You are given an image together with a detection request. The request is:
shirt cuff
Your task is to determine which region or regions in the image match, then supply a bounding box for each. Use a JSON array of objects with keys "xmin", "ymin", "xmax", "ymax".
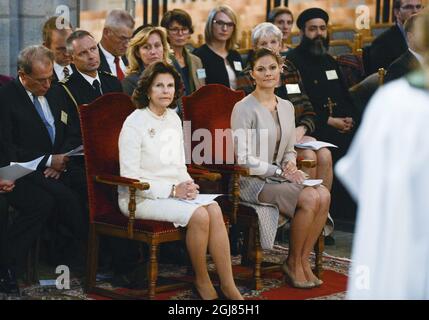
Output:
[{"xmin": 46, "ymin": 155, "xmax": 52, "ymax": 167}]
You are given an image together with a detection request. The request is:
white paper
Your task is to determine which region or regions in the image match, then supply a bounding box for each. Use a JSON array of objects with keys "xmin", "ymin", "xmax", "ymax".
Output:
[
  {"xmin": 285, "ymin": 84, "xmax": 301, "ymax": 94},
  {"xmin": 0, "ymin": 156, "xmax": 44, "ymax": 181},
  {"xmin": 65, "ymin": 145, "xmax": 84, "ymax": 156},
  {"xmin": 326, "ymin": 70, "xmax": 339, "ymax": 80},
  {"xmin": 180, "ymin": 194, "xmax": 223, "ymax": 205},
  {"xmin": 295, "ymin": 141, "xmax": 338, "ymax": 151},
  {"xmin": 39, "ymin": 280, "xmax": 57, "ymax": 286},
  {"xmin": 302, "ymin": 179, "xmax": 323, "ymax": 187}
]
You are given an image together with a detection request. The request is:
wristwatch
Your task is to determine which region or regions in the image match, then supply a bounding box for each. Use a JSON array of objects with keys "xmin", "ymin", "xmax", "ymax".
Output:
[{"xmin": 275, "ymin": 168, "xmax": 283, "ymax": 176}]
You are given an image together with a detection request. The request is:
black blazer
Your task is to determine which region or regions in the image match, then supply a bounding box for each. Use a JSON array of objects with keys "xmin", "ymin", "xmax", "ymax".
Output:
[
  {"xmin": 367, "ymin": 24, "xmax": 408, "ymax": 74},
  {"xmin": 98, "ymin": 44, "xmax": 128, "ymax": 75},
  {"xmin": 0, "ymin": 79, "xmax": 80, "ymax": 168},
  {"xmin": 58, "ymin": 70, "xmax": 123, "ymax": 107},
  {"xmin": 385, "ymin": 50, "xmax": 420, "ymax": 83},
  {"xmin": 193, "ymin": 44, "xmax": 243, "ymax": 88}
]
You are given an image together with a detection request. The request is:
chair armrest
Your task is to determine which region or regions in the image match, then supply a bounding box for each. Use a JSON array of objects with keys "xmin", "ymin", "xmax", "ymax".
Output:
[
  {"xmin": 188, "ymin": 166, "xmax": 222, "ymax": 181},
  {"xmin": 192, "ymin": 164, "xmax": 250, "ymax": 176},
  {"xmin": 95, "ymin": 174, "xmax": 150, "ymax": 190}
]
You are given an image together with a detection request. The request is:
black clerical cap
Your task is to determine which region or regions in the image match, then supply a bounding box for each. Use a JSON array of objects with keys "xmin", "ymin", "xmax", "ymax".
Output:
[{"xmin": 296, "ymin": 8, "xmax": 329, "ymax": 30}]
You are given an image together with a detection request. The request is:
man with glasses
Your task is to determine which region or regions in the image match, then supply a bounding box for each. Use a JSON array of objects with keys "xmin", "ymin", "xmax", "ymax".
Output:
[
  {"xmin": 0, "ymin": 45, "xmax": 87, "ymax": 283},
  {"xmin": 98, "ymin": 9, "xmax": 135, "ymax": 80},
  {"xmin": 42, "ymin": 16, "xmax": 75, "ymax": 83},
  {"xmin": 367, "ymin": 0, "xmax": 423, "ymax": 74}
]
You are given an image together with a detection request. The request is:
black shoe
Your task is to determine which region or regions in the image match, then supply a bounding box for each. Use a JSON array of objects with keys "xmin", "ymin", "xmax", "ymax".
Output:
[{"xmin": 0, "ymin": 267, "xmax": 20, "ymax": 296}]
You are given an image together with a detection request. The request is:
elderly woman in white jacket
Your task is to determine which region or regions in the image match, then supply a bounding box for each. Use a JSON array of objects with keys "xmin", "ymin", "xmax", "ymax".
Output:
[{"xmin": 118, "ymin": 61, "xmax": 242, "ymax": 300}]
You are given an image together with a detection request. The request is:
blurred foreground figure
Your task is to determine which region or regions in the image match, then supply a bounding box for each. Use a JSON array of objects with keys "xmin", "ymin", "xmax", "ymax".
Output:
[{"xmin": 336, "ymin": 10, "xmax": 429, "ymax": 299}]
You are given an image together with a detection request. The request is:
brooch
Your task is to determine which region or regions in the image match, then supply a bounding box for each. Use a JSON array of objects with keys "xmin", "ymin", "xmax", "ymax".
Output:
[{"xmin": 148, "ymin": 128, "xmax": 156, "ymax": 138}]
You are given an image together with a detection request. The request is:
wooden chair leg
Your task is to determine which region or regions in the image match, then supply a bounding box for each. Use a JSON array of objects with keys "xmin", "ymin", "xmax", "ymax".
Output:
[
  {"xmin": 85, "ymin": 225, "xmax": 99, "ymax": 292},
  {"xmin": 147, "ymin": 243, "xmax": 159, "ymax": 300},
  {"xmin": 253, "ymin": 228, "xmax": 263, "ymax": 290},
  {"xmin": 314, "ymin": 233, "xmax": 324, "ymax": 279}
]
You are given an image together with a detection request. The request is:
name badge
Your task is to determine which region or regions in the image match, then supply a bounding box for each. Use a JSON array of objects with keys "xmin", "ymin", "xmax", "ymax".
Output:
[
  {"xmin": 285, "ymin": 84, "xmax": 301, "ymax": 94},
  {"xmin": 326, "ymin": 70, "xmax": 339, "ymax": 80},
  {"xmin": 233, "ymin": 61, "xmax": 243, "ymax": 72},
  {"xmin": 61, "ymin": 111, "xmax": 68, "ymax": 125},
  {"xmin": 196, "ymin": 68, "xmax": 206, "ymax": 79}
]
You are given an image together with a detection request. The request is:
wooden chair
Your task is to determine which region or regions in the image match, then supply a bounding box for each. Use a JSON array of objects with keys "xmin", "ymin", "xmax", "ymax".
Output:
[
  {"xmin": 329, "ymin": 25, "xmax": 356, "ymax": 41},
  {"xmin": 80, "ymin": 93, "xmax": 218, "ymax": 299},
  {"xmin": 182, "ymin": 84, "xmax": 324, "ymax": 290},
  {"xmin": 329, "ymin": 40, "xmax": 355, "ymax": 57},
  {"xmin": 378, "ymin": 68, "xmax": 386, "ymax": 86}
]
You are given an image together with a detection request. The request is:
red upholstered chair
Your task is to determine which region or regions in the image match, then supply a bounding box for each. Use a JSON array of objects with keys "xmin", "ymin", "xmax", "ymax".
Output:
[
  {"xmin": 182, "ymin": 84, "xmax": 324, "ymax": 290},
  {"xmin": 79, "ymin": 93, "xmax": 218, "ymax": 299}
]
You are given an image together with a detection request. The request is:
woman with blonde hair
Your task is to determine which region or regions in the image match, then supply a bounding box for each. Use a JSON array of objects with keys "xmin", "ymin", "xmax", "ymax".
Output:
[
  {"xmin": 193, "ymin": 5, "xmax": 243, "ymax": 89},
  {"xmin": 122, "ymin": 26, "xmax": 171, "ymax": 96}
]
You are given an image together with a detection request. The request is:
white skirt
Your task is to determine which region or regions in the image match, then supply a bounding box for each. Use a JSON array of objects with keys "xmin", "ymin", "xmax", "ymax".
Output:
[{"xmin": 118, "ymin": 196, "xmax": 216, "ymax": 228}]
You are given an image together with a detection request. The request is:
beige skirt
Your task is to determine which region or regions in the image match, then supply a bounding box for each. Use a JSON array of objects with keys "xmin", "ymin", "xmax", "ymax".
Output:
[{"xmin": 258, "ymin": 182, "xmax": 303, "ymax": 219}]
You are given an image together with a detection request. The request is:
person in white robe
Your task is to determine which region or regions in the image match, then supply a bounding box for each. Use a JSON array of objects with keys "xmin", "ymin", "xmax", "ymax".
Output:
[{"xmin": 335, "ymin": 11, "xmax": 429, "ymax": 298}]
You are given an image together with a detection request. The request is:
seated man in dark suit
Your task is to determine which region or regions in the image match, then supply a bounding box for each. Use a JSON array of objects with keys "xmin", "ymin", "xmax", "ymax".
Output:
[
  {"xmin": 0, "ymin": 45, "xmax": 87, "ymax": 272},
  {"xmin": 0, "ymin": 130, "xmax": 54, "ymax": 295},
  {"xmin": 367, "ymin": 0, "xmax": 423, "ymax": 74},
  {"xmin": 98, "ymin": 9, "xmax": 135, "ymax": 80},
  {"xmin": 42, "ymin": 16, "xmax": 75, "ymax": 83},
  {"xmin": 385, "ymin": 13, "xmax": 424, "ymax": 83}
]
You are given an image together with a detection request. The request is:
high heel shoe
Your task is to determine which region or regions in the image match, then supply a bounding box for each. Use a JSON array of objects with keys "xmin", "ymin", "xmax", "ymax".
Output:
[
  {"xmin": 191, "ymin": 285, "xmax": 219, "ymax": 300},
  {"xmin": 312, "ymin": 278, "xmax": 323, "ymax": 287},
  {"xmin": 282, "ymin": 263, "xmax": 315, "ymax": 289}
]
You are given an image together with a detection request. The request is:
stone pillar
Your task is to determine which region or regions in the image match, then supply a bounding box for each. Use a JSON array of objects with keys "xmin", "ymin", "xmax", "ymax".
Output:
[{"xmin": 0, "ymin": 0, "xmax": 78, "ymax": 76}]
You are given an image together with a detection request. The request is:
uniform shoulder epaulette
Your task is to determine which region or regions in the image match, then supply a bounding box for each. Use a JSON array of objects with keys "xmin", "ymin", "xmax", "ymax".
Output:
[
  {"xmin": 101, "ymin": 71, "xmax": 116, "ymax": 77},
  {"xmin": 59, "ymin": 77, "xmax": 70, "ymax": 84}
]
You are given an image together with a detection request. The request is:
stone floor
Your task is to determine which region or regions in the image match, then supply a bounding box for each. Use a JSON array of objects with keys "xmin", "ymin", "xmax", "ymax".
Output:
[{"xmin": 324, "ymin": 230, "xmax": 354, "ymax": 259}]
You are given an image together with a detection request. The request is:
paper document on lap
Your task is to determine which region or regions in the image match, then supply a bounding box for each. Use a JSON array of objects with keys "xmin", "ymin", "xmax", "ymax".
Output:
[
  {"xmin": 295, "ymin": 141, "xmax": 338, "ymax": 150},
  {"xmin": 180, "ymin": 194, "xmax": 223, "ymax": 205},
  {"xmin": 0, "ymin": 156, "xmax": 44, "ymax": 180}
]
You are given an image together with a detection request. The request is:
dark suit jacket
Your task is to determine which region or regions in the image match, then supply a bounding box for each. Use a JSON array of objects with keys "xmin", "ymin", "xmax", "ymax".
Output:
[
  {"xmin": 385, "ymin": 50, "xmax": 420, "ymax": 83},
  {"xmin": 367, "ymin": 24, "xmax": 408, "ymax": 75},
  {"xmin": 53, "ymin": 70, "xmax": 123, "ymax": 145},
  {"xmin": 98, "ymin": 44, "xmax": 128, "ymax": 75},
  {"xmin": 193, "ymin": 44, "xmax": 243, "ymax": 88},
  {"xmin": 0, "ymin": 79, "xmax": 81, "ymax": 169}
]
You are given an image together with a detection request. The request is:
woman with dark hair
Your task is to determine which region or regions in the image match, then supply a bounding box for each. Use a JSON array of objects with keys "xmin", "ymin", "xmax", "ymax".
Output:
[
  {"xmin": 161, "ymin": 9, "xmax": 205, "ymax": 95},
  {"xmin": 267, "ymin": 7, "xmax": 294, "ymax": 55},
  {"xmin": 193, "ymin": 5, "xmax": 243, "ymax": 89},
  {"xmin": 232, "ymin": 48, "xmax": 330, "ymax": 288},
  {"xmin": 118, "ymin": 61, "xmax": 243, "ymax": 300}
]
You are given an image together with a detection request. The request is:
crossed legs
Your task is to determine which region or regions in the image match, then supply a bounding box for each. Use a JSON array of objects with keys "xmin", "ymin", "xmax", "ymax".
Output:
[{"xmin": 186, "ymin": 203, "xmax": 243, "ymax": 300}]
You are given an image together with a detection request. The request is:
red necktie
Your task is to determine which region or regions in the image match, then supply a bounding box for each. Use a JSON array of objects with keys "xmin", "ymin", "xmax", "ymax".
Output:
[{"xmin": 114, "ymin": 56, "xmax": 125, "ymax": 81}]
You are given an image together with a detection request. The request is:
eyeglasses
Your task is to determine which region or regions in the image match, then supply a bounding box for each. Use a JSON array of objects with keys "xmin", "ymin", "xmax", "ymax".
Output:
[
  {"xmin": 110, "ymin": 29, "xmax": 133, "ymax": 43},
  {"xmin": 400, "ymin": 4, "xmax": 423, "ymax": 10},
  {"xmin": 24, "ymin": 73, "xmax": 55, "ymax": 84},
  {"xmin": 168, "ymin": 27, "xmax": 190, "ymax": 35},
  {"xmin": 213, "ymin": 19, "xmax": 235, "ymax": 29}
]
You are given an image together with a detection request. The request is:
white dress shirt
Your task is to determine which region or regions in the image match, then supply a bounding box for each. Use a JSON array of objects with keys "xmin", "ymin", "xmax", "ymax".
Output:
[
  {"xmin": 78, "ymin": 71, "xmax": 103, "ymax": 95},
  {"xmin": 20, "ymin": 77, "xmax": 55, "ymax": 167},
  {"xmin": 54, "ymin": 62, "xmax": 73, "ymax": 81},
  {"xmin": 99, "ymin": 43, "xmax": 126, "ymax": 76}
]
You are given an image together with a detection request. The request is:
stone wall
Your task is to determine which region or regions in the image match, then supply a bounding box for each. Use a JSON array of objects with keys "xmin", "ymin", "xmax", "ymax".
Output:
[{"xmin": 0, "ymin": 0, "xmax": 78, "ymax": 76}]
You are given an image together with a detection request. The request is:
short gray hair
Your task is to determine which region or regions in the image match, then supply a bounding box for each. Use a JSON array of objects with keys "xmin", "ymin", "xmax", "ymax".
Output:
[
  {"xmin": 17, "ymin": 45, "xmax": 54, "ymax": 74},
  {"xmin": 104, "ymin": 9, "xmax": 135, "ymax": 30},
  {"xmin": 251, "ymin": 22, "xmax": 283, "ymax": 48},
  {"xmin": 66, "ymin": 30, "xmax": 95, "ymax": 53}
]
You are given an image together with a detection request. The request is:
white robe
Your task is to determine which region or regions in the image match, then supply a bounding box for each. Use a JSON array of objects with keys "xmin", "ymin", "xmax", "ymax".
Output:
[{"xmin": 335, "ymin": 78, "xmax": 429, "ymax": 299}]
